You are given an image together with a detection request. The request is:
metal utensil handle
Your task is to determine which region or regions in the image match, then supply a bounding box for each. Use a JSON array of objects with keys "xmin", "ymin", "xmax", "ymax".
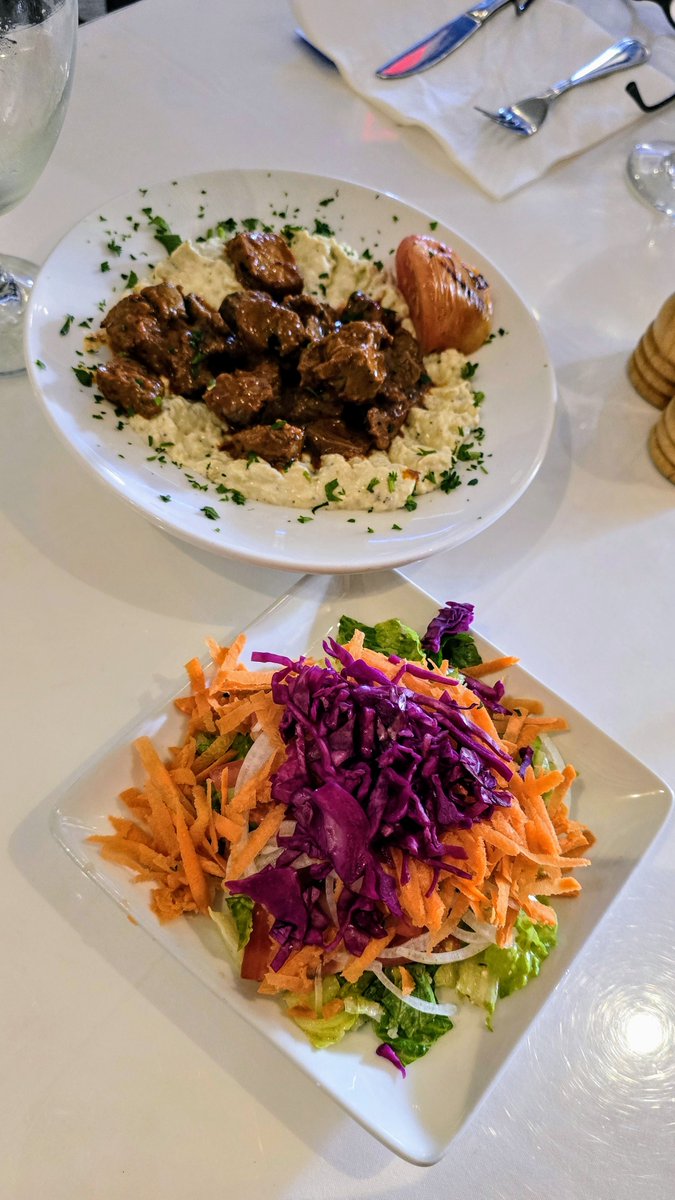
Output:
[
  {"xmin": 467, "ymin": 0, "xmax": 517, "ymax": 23},
  {"xmin": 551, "ymin": 38, "xmax": 649, "ymax": 97}
]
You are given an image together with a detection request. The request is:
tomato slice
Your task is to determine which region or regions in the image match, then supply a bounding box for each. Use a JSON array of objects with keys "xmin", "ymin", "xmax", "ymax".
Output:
[
  {"xmin": 395, "ymin": 234, "xmax": 493, "ymax": 355},
  {"xmin": 240, "ymin": 902, "xmax": 275, "ymax": 981}
]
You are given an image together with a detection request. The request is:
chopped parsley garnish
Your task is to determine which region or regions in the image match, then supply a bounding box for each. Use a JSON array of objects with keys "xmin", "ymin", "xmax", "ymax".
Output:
[
  {"xmin": 100, "ymin": 261, "xmax": 110, "ymax": 273},
  {"xmin": 439, "ymin": 468, "xmax": 461, "ymax": 493},
  {"xmin": 125, "ymin": 270, "xmax": 139, "ymax": 289},
  {"xmin": 318, "ymin": 196, "xmax": 336, "ymax": 207},
  {"xmin": 387, "ymin": 471, "xmax": 398, "ymax": 493},
  {"xmin": 313, "ymin": 218, "xmax": 333, "ymax": 237},
  {"xmin": 107, "ymin": 239, "xmax": 122, "ymax": 256},
  {"xmin": 461, "ymin": 361, "xmax": 479, "ymax": 380},
  {"xmin": 392, "ymin": 523, "xmax": 402, "ymax": 530},
  {"xmin": 472, "ymin": 391, "xmax": 485, "ymax": 406},
  {"xmin": 72, "ymin": 365, "xmax": 95, "ymax": 387},
  {"xmin": 416, "ymin": 447, "xmax": 434, "ymax": 457},
  {"xmin": 159, "ymin": 494, "xmax": 171, "ymax": 502},
  {"xmin": 429, "ymin": 220, "xmax": 438, "ymax": 231},
  {"xmin": 456, "ymin": 442, "xmax": 482, "ymax": 463},
  {"xmin": 297, "ymin": 514, "xmax": 313, "ymax": 523},
  {"xmin": 201, "ymin": 506, "xmax": 219, "ymax": 520},
  {"xmin": 59, "ymin": 314, "xmax": 75, "ymax": 336},
  {"xmin": 468, "ymin": 478, "xmax": 479, "ymax": 485},
  {"xmin": 141, "ymin": 206, "xmax": 182, "ymax": 254},
  {"xmin": 215, "ymin": 484, "xmax": 246, "ymax": 505},
  {"xmin": 366, "ymin": 477, "xmax": 380, "ymax": 493},
  {"xmin": 403, "ymin": 496, "xmax": 417, "ymax": 511},
  {"xmin": 325, "ymin": 478, "xmax": 345, "ymax": 503}
]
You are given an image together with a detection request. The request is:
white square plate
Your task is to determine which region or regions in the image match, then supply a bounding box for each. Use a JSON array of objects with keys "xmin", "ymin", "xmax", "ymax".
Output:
[{"xmin": 51, "ymin": 572, "xmax": 673, "ymax": 1164}]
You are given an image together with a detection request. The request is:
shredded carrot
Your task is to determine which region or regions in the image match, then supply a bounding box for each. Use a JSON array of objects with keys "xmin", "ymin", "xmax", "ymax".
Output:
[{"xmin": 93, "ymin": 621, "xmax": 594, "ymax": 1030}]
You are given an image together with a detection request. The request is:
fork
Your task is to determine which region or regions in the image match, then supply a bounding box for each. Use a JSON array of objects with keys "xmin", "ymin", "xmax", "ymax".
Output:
[{"xmin": 475, "ymin": 37, "xmax": 650, "ymax": 136}]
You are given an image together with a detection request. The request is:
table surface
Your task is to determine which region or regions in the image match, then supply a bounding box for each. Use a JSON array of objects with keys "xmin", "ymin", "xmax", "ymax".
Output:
[{"xmin": 2, "ymin": 1, "xmax": 674, "ymax": 1196}]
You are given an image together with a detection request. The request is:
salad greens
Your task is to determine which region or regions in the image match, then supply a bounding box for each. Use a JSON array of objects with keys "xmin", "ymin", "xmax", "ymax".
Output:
[
  {"xmin": 97, "ymin": 598, "xmax": 592, "ymax": 1076},
  {"xmin": 336, "ymin": 615, "xmax": 425, "ymax": 662},
  {"xmin": 436, "ymin": 911, "xmax": 558, "ymax": 1031}
]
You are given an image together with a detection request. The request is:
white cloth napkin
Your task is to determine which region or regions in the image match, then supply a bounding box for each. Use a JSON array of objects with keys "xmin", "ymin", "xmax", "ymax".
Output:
[{"xmin": 292, "ymin": 0, "xmax": 675, "ymax": 199}]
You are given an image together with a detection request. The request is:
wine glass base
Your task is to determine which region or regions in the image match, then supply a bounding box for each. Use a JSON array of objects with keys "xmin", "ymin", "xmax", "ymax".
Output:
[
  {"xmin": 627, "ymin": 142, "xmax": 675, "ymax": 218},
  {"xmin": 0, "ymin": 255, "xmax": 37, "ymax": 377}
]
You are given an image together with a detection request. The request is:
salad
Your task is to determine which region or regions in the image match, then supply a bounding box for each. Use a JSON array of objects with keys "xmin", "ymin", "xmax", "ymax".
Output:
[{"xmin": 93, "ymin": 603, "xmax": 594, "ymax": 1074}]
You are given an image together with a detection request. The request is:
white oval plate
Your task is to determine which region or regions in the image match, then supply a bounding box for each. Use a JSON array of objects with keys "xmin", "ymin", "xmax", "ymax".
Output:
[{"xmin": 25, "ymin": 169, "xmax": 555, "ymax": 573}]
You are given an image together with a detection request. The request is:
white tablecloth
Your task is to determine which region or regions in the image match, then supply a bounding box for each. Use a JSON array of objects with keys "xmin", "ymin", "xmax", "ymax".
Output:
[{"xmin": 1, "ymin": 1, "xmax": 674, "ymax": 1196}]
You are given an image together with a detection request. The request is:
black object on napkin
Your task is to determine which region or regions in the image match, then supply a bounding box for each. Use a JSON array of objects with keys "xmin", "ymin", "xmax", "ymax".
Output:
[{"xmin": 627, "ymin": 0, "xmax": 675, "ymax": 111}]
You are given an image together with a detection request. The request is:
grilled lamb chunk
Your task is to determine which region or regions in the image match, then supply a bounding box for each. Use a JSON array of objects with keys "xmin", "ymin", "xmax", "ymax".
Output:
[
  {"xmin": 96, "ymin": 358, "xmax": 164, "ymax": 418},
  {"xmin": 286, "ymin": 294, "xmax": 340, "ymax": 343},
  {"xmin": 206, "ymin": 361, "xmax": 280, "ymax": 428},
  {"xmin": 341, "ymin": 290, "xmax": 399, "ymax": 335},
  {"xmin": 220, "ymin": 422, "xmax": 305, "ymax": 469},
  {"xmin": 298, "ymin": 320, "xmax": 391, "ymax": 404},
  {"xmin": 141, "ymin": 283, "xmax": 187, "ymax": 323},
  {"xmin": 225, "ymin": 232, "xmax": 304, "ymax": 299},
  {"xmin": 365, "ymin": 395, "xmax": 412, "ymax": 451},
  {"xmin": 280, "ymin": 387, "xmax": 342, "ymax": 426},
  {"xmin": 183, "ymin": 292, "xmax": 231, "ymax": 353},
  {"xmin": 383, "ymin": 327, "xmax": 425, "ymax": 394},
  {"xmin": 220, "ymin": 290, "xmax": 305, "ymax": 357},
  {"xmin": 103, "ymin": 285, "xmax": 233, "ymax": 390},
  {"xmin": 102, "ymin": 293, "xmax": 169, "ymax": 375},
  {"xmin": 304, "ymin": 418, "xmax": 371, "ymax": 464}
]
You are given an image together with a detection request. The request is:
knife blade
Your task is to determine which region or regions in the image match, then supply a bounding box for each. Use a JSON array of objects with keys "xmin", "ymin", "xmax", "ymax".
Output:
[{"xmin": 376, "ymin": 0, "xmax": 535, "ymax": 80}]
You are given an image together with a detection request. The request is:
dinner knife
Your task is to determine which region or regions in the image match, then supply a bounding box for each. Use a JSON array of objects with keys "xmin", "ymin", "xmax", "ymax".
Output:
[{"xmin": 376, "ymin": 0, "xmax": 536, "ymax": 80}]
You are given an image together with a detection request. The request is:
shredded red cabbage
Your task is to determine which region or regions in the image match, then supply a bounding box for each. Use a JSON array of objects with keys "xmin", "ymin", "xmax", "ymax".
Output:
[
  {"xmin": 421, "ymin": 602, "xmax": 474, "ymax": 657},
  {"xmin": 376, "ymin": 1042, "xmax": 407, "ymax": 1077},
  {"xmin": 228, "ymin": 636, "xmax": 514, "ymax": 962}
]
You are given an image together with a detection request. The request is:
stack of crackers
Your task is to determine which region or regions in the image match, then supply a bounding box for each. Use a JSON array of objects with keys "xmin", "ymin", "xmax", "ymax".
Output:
[{"xmin": 627, "ymin": 293, "xmax": 675, "ymax": 484}]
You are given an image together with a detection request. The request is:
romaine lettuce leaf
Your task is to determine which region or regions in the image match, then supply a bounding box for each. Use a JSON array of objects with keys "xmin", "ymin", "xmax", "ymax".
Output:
[
  {"xmin": 337, "ymin": 615, "xmax": 425, "ymax": 662},
  {"xmin": 226, "ymin": 894, "xmax": 254, "ymax": 949},
  {"xmin": 360, "ymin": 964, "xmax": 454, "ymax": 1066},
  {"xmin": 436, "ymin": 912, "xmax": 558, "ymax": 1029}
]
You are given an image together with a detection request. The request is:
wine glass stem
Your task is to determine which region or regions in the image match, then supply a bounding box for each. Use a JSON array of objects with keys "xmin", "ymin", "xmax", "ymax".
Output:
[
  {"xmin": 0, "ymin": 265, "xmax": 22, "ymax": 307},
  {"xmin": 0, "ymin": 256, "xmax": 37, "ymax": 376}
]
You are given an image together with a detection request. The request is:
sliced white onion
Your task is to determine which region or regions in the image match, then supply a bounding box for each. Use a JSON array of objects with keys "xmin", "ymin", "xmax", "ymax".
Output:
[
  {"xmin": 378, "ymin": 939, "xmax": 491, "ymax": 965},
  {"xmin": 379, "ymin": 934, "xmax": 431, "ymax": 960},
  {"xmin": 538, "ymin": 732, "xmax": 566, "ymax": 775},
  {"xmin": 233, "ymin": 730, "xmax": 274, "ymax": 795},
  {"xmin": 449, "ymin": 927, "xmax": 493, "ymax": 946},
  {"xmin": 314, "ymin": 963, "xmax": 323, "ymax": 1014},
  {"xmin": 370, "ymin": 963, "xmax": 457, "ymax": 1017},
  {"xmin": 324, "ymin": 871, "xmax": 339, "ymax": 928},
  {"xmin": 461, "ymin": 913, "xmax": 498, "ymax": 942}
]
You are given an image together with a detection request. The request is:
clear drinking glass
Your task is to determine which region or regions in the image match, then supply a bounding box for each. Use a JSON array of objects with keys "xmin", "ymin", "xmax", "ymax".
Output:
[
  {"xmin": 0, "ymin": 0, "xmax": 77, "ymax": 376},
  {"xmin": 627, "ymin": 141, "xmax": 675, "ymax": 219}
]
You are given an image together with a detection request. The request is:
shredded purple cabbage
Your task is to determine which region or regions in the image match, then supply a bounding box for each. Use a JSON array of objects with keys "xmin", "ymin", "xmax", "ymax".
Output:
[
  {"xmin": 228, "ymin": 636, "xmax": 514, "ymax": 962},
  {"xmin": 376, "ymin": 1042, "xmax": 407, "ymax": 1077},
  {"xmin": 421, "ymin": 601, "xmax": 474, "ymax": 657},
  {"xmin": 518, "ymin": 745, "xmax": 534, "ymax": 778}
]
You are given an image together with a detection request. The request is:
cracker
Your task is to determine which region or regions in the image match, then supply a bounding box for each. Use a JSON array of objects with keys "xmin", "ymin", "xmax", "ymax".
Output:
[
  {"xmin": 663, "ymin": 398, "xmax": 675, "ymax": 444},
  {"xmin": 643, "ymin": 325, "xmax": 675, "ymax": 384},
  {"xmin": 655, "ymin": 414, "xmax": 675, "ymax": 463},
  {"xmin": 628, "ymin": 354, "xmax": 671, "ymax": 409},
  {"xmin": 635, "ymin": 339, "xmax": 675, "ymax": 398},
  {"xmin": 652, "ymin": 293, "xmax": 675, "ymax": 362},
  {"xmin": 648, "ymin": 425, "xmax": 675, "ymax": 484}
]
